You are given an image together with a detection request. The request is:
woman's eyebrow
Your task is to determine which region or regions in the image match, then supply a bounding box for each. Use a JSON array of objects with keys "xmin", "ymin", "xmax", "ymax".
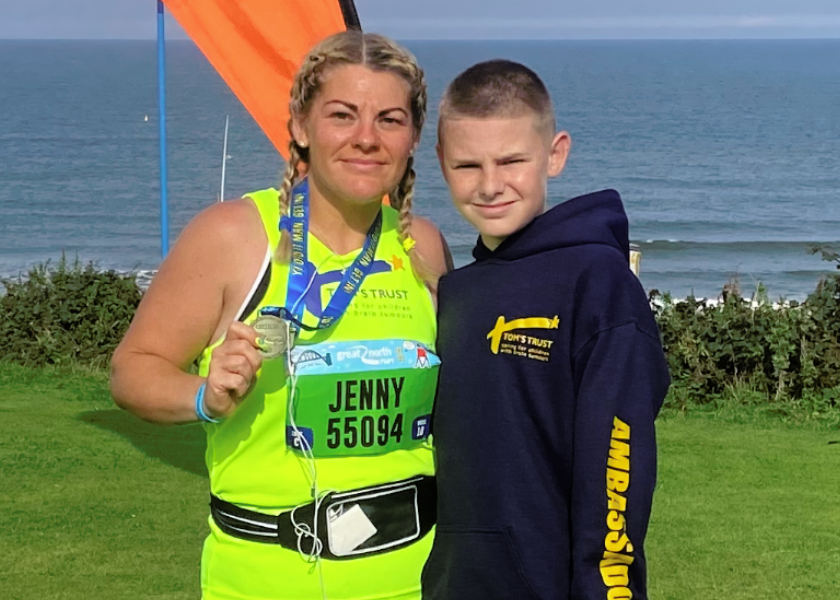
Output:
[
  {"xmin": 323, "ymin": 100, "xmax": 357, "ymax": 111},
  {"xmin": 322, "ymin": 100, "xmax": 408, "ymax": 116}
]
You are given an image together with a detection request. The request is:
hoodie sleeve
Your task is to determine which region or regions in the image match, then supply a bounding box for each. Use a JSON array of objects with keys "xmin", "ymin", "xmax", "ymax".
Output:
[{"xmin": 568, "ymin": 320, "xmax": 669, "ymax": 600}]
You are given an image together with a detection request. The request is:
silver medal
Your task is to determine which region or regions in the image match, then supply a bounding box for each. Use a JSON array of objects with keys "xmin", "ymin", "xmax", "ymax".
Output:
[{"xmin": 253, "ymin": 314, "xmax": 290, "ymax": 360}]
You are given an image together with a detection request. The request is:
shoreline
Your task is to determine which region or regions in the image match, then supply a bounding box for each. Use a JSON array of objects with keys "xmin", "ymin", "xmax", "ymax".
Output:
[{"xmin": 1, "ymin": 265, "xmax": 827, "ymax": 304}]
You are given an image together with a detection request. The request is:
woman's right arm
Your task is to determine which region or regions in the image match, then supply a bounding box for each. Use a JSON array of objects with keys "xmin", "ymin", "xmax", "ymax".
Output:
[{"xmin": 110, "ymin": 199, "xmax": 266, "ymax": 424}]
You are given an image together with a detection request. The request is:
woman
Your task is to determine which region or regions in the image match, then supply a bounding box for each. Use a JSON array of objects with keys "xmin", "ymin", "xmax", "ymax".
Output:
[{"xmin": 111, "ymin": 31, "xmax": 450, "ymax": 600}]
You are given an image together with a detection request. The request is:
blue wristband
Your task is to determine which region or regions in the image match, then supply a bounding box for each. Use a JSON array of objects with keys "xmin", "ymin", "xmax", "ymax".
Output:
[{"xmin": 195, "ymin": 382, "xmax": 220, "ymax": 423}]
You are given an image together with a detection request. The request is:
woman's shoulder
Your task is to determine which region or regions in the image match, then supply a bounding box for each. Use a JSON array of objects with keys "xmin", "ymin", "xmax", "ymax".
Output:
[
  {"xmin": 410, "ymin": 215, "xmax": 454, "ymax": 277},
  {"xmin": 184, "ymin": 196, "xmax": 265, "ymax": 245},
  {"xmin": 140, "ymin": 197, "xmax": 268, "ymax": 344},
  {"xmin": 157, "ymin": 197, "xmax": 267, "ymax": 293}
]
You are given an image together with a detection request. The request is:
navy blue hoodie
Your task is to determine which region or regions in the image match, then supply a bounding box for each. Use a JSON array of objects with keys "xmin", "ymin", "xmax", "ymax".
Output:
[{"xmin": 422, "ymin": 190, "xmax": 670, "ymax": 600}]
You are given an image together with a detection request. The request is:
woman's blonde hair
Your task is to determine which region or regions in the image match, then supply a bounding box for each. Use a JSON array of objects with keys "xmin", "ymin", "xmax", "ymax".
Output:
[{"xmin": 276, "ymin": 31, "xmax": 431, "ymax": 282}]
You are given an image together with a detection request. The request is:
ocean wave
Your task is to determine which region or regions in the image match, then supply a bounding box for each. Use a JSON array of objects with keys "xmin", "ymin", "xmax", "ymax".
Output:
[
  {"xmin": 133, "ymin": 270, "xmax": 156, "ymax": 291},
  {"xmin": 0, "ymin": 133, "xmax": 158, "ymax": 145},
  {"xmin": 630, "ymin": 222, "xmax": 840, "ymax": 244},
  {"xmin": 0, "ymin": 267, "xmax": 158, "ymax": 293},
  {"xmin": 641, "ymin": 269, "xmax": 835, "ymax": 277},
  {"xmin": 636, "ymin": 240, "xmax": 840, "ymax": 252}
]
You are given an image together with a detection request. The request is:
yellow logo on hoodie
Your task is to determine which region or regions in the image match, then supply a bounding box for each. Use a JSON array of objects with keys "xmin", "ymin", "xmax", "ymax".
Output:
[{"xmin": 486, "ymin": 315, "xmax": 560, "ymax": 361}]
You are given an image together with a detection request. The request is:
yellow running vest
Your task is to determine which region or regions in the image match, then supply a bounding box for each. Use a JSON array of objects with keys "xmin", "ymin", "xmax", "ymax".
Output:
[{"xmin": 197, "ymin": 189, "xmax": 437, "ymax": 600}]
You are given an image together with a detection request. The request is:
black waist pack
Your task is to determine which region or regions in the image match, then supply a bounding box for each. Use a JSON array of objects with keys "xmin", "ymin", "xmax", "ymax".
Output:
[{"xmin": 210, "ymin": 475, "xmax": 436, "ymax": 560}]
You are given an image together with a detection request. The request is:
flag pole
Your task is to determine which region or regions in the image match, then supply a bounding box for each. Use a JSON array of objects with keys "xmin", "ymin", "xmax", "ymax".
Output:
[
  {"xmin": 220, "ymin": 115, "xmax": 230, "ymax": 202},
  {"xmin": 157, "ymin": 0, "xmax": 170, "ymax": 258}
]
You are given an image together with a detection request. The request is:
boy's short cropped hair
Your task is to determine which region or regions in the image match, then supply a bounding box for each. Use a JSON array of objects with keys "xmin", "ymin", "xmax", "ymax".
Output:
[{"xmin": 438, "ymin": 59, "xmax": 555, "ymax": 137}]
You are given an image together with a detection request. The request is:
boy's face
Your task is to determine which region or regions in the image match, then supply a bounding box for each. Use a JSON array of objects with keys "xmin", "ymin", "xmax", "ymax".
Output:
[{"xmin": 437, "ymin": 114, "xmax": 570, "ymax": 250}]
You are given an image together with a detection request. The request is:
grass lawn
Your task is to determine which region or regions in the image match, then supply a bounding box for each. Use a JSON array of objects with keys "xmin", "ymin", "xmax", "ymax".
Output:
[
  {"xmin": 0, "ymin": 364, "xmax": 207, "ymax": 599},
  {"xmin": 649, "ymin": 410, "xmax": 840, "ymax": 599},
  {"xmin": 1, "ymin": 362, "xmax": 838, "ymax": 599}
]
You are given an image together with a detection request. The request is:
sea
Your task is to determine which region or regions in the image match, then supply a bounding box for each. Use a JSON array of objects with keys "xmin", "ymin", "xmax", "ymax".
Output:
[{"xmin": 1, "ymin": 39, "xmax": 839, "ymax": 300}]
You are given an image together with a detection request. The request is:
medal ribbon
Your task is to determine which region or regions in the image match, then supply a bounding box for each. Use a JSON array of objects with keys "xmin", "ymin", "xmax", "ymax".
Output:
[{"xmin": 261, "ymin": 178, "xmax": 382, "ymax": 332}]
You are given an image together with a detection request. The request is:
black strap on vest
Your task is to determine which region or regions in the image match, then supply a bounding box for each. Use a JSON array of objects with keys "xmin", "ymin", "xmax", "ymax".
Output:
[{"xmin": 237, "ymin": 261, "xmax": 271, "ymax": 323}]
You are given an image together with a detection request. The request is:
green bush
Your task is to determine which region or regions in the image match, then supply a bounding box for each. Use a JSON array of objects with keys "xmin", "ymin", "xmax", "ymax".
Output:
[
  {"xmin": 2, "ymin": 250, "xmax": 840, "ymax": 425},
  {"xmin": 653, "ymin": 271, "xmax": 840, "ymax": 417},
  {"xmin": 0, "ymin": 255, "xmax": 141, "ymax": 368}
]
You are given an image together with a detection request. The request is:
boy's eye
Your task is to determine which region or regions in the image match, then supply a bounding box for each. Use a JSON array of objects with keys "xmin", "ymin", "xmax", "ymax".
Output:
[
  {"xmin": 454, "ymin": 163, "xmax": 479, "ymax": 170},
  {"xmin": 501, "ymin": 158, "xmax": 525, "ymax": 165}
]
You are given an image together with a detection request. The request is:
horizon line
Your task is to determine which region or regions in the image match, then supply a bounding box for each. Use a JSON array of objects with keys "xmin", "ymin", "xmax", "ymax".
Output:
[{"xmin": 2, "ymin": 35, "xmax": 840, "ymax": 42}]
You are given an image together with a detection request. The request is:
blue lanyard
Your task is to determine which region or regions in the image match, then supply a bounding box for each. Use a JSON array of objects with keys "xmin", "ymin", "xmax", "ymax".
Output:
[{"xmin": 262, "ymin": 179, "xmax": 382, "ymax": 332}]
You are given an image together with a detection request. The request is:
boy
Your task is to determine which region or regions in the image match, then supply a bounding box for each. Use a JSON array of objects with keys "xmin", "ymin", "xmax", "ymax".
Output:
[{"xmin": 422, "ymin": 60, "xmax": 670, "ymax": 600}]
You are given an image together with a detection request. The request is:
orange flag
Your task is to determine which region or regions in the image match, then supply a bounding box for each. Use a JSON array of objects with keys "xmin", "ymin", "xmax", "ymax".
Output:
[{"xmin": 162, "ymin": 0, "xmax": 360, "ymax": 157}]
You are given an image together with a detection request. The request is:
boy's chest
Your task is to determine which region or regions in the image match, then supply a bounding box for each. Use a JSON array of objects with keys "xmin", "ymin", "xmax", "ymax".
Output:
[
  {"xmin": 438, "ymin": 263, "xmax": 572, "ymax": 369},
  {"xmin": 435, "ymin": 263, "xmax": 578, "ymax": 457}
]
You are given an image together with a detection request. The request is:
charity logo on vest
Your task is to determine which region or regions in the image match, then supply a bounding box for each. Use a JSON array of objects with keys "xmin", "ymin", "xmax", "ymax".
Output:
[
  {"xmin": 281, "ymin": 178, "xmax": 384, "ymax": 333},
  {"xmin": 321, "ymin": 283, "xmax": 414, "ymax": 322}
]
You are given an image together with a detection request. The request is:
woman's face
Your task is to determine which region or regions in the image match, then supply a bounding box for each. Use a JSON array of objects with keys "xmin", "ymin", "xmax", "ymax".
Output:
[{"xmin": 292, "ymin": 64, "xmax": 418, "ymax": 207}]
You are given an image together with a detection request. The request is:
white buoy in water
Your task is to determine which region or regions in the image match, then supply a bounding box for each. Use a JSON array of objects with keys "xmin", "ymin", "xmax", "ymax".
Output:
[{"xmin": 144, "ymin": 115, "xmax": 149, "ymax": 122}]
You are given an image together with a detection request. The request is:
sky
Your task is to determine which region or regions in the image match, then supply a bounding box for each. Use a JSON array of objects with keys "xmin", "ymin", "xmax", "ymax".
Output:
[{"xmin": 1, "ymin": 0, "xmax": 840, "ymax": 40}]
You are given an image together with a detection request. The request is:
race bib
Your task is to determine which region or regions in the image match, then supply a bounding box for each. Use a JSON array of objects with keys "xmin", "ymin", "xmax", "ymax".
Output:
[{"xmin": 285, "ymin": 340, "xmax": 439, "ymax": 458}]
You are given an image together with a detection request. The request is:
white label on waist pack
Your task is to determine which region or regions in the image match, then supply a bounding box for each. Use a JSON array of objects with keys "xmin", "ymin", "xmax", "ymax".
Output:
[{"xmin": 327, "ymin": 503, "xmax": 378, "ymax": 556}]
